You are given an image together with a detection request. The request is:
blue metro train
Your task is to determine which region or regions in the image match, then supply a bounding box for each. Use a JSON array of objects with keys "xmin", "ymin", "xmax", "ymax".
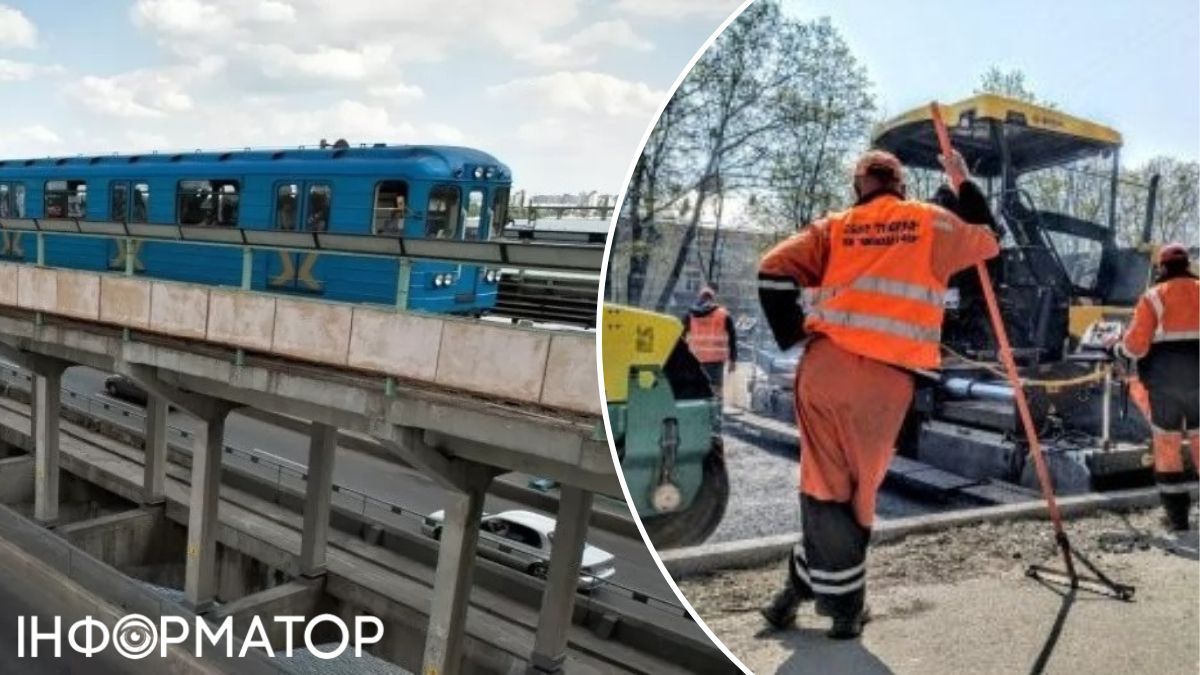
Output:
[{"xmin": 0, "ymin": 143, "xmax": 512, "ymax": 313}]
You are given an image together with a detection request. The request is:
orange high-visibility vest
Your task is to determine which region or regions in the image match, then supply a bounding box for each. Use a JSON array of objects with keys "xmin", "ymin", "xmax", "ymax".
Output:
[
  {"xmin": 803, "ymin": 196, "xmax": 948, "ymax": 370},
  {"xmin": 1143, "ymin": 278, "xmax": 1200, "ymax": 343},
  {"xmin": 687, "ymin": 306, "xmax": 731, "ymax": 364}
]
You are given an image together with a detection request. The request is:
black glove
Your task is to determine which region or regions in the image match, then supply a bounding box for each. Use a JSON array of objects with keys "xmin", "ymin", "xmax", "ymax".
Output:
[{"xmin": 758, "ymin": 273, "xmax": 805, "ymax": 350}]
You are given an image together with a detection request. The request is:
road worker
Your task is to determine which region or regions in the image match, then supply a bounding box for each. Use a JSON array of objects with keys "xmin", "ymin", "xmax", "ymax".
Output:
[
  {"xmin": 1111, "ymin": 243, "xmax": 1199, "ymax": 530},
  {"xmin": 757, "ymin": 149, "xmax": 999, "ymax": 638},
  {"xmin": 682, "ymin": 286, "xmax": 738, "ymax": 401}
]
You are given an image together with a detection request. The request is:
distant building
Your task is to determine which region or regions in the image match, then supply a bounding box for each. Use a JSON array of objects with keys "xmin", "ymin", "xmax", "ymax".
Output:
[{"xmin": 668, "ymin": 224, "xmax": 774, "ymax": 327}]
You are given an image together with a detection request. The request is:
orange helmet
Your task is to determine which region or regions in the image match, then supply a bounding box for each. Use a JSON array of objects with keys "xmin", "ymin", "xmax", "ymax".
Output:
[
  {"xmin": 854, "ymin": 150, "xmax": 904, "ymax": 182},
  {"xmin": 1158, "ymin": 243, "xmax": 1190, "ymax": 265}
]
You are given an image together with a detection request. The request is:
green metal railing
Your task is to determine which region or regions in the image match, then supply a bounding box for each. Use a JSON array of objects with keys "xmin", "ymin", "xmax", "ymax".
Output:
[{"xmin": 0, "ymin": 217, "xmax": 604, "ymax": 311}]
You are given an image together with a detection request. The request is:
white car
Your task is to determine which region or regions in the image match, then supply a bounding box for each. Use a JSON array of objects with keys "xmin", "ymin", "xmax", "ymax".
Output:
[{"xmin": 421, "ymin": 509, "xmax": 616, "ymax": 592}]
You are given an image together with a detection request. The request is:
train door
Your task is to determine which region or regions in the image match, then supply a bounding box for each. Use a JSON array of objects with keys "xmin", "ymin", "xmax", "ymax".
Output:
[
  {"xmin": 107, "ymin": 181, "xmax": 150, "ymax": 272},
  {"xmin": 462, "ymin": 187, "xmax": 488, "ymax": 298},
  {"xmin": 267, "ymin": 181, "xmax": 331, "ymax": 294}
]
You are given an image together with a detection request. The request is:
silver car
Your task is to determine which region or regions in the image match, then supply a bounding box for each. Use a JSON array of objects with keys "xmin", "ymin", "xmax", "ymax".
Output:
[{"xmin": 421, "ymin": 509, "xmax": 616, "ymax": 592}]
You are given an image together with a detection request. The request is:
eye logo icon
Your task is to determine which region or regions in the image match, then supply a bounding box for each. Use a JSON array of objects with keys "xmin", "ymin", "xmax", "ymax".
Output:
[{"xmin": 112, "ymin": 615, "xmax": 158, "ymax": 659}]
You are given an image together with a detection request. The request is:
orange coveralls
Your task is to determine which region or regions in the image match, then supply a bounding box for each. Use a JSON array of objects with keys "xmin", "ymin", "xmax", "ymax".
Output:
[
  {"xmin": 1118, "ymin": 275, "xmax": 1200, "ymax": 521},
  {"xmin": 759, "ymin": 191, "xmax": 998, "ymax": 616}
]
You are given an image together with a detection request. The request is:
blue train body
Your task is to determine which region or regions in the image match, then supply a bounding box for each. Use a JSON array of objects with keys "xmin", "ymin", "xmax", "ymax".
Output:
[{"xmin": 0, "ymin": 144, "xmax": 512, "ymax": 313}]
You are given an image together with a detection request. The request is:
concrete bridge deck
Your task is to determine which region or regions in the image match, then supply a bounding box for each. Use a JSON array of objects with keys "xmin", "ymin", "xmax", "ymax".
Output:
[
  {"xmin": 0, "ymin": 392, "xmax": 725, "ymax": 673},
  {"xmin": 0, "ymin": 254, "xmax": 626, "ymax": 674}
]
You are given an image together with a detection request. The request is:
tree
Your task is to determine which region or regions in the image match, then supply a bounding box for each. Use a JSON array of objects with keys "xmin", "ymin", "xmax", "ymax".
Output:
[
  {"xmin": 755, "ymin": 18, "xmax": 875, "ymax": 230},
  {"xmin": 650, "ymin": 0, "xmax": 801, "ymax": 311},
  {"xmin": 975, "ymin": 67, "xmax": 1048, "ymax": 106}
]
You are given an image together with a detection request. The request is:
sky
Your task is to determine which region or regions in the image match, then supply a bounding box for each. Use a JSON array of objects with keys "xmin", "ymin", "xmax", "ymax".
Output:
[
  {"xmin": 0, "ymin": 0, "xmax": 745, "ymax": 194},
  {"xmin": 784, "ymin": 0, "xmax": 1200, "ymax": 166}
]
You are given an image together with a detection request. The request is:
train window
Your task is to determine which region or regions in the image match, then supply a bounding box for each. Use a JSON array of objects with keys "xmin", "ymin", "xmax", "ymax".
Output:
[
  {"xmin": 131, "ymin": 183, "xmax": 149, "ymax": 223},
  {"xmin": 491, "ymin": 187, "xmax": 510, "ymax": 239},
  {"xmin": 373, "ymin": 181, "xmax": 408, "ymax": 235},
  {"xmin": 110, "ymin": 183, "xmax": 128, "ymax": 222},
  {"xmin": 275, "ymin": 183, "xmax": 299, "ymax": 231},
  {"xmin": 464, "ymin": 189, "xmax": 484, "ymax": 240},
  {"xmin": 426, "ymin": 185, "xmax": 460, "ymax": 239},
  {"xmin": 177, "ymin": 179, "xmax": 240, "ymax": 227},
  {"xmin": 0, "ymin": 183, "xmax": 23, "ymax": 218},
  {"xmin": 307, "ymin": 184, "xmax": 331, "ymax": 233},
  {"xmin": 12, "ymin": 183, "xmax": 24, "ymax": 218},
  {"xmin": 44, "ymin": 180, "xmax": 87, "ymax": 219}
]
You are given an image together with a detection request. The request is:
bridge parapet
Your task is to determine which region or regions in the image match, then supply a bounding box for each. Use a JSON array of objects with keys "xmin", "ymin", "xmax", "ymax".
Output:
[{"xmin": 0, "ymin": 261, "xmax": 598, "ymax": 415}]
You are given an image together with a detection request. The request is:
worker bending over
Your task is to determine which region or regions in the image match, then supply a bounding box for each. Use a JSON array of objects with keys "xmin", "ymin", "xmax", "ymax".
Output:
[
  {"xmin": 757, "ymin": 150, "xmax": 999, "ymax": 638},
  {"xmin": 1113, "ymin": 243, "xmax": 1199, "ymax": 530},
  {"xmin": 682, "ymin": 286, "xmax": 738, "ymax": 401}
]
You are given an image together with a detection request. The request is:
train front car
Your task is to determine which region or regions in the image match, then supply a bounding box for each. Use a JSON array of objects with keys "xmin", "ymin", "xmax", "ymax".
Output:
[
  {"xmin": 376, "ymin": 146, "xmax": 512, "ymax": 314},
  {"xmin": 0, "ymin": 144, "xmax": 513, "ymax": 315}
]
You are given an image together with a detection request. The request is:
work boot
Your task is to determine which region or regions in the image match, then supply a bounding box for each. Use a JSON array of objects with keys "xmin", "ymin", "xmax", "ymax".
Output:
[
  {"xmin": 826, "ymin": 605, "xmax": 872, "ymax": 641},
  {"xmin": 760, "ymin": 585, "xmax": 804, "ymax": 629}
]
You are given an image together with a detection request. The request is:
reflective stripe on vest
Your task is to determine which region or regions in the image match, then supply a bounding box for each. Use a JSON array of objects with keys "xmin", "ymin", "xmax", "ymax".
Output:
[
  {"xmin": 687, "ymin": 307, "xmax": 730, "ymax": 363},
  {"xmin": 809, "ymin": 307, "xmax": 942, "ymax": 343},
  {"xmin": 759, "ymin": 278, "xmax": 798, "ymax": 291},
  {"xmin": 804, "ymin": 275, "xmax": 945, "ymax": 309},
  {"xmin": 1146, "ymin": 281, "xmax": 1200, "ymax": 343},
  {"xmin": 803, "ymin": 196, "xmax": 946, "ymax": 370}
]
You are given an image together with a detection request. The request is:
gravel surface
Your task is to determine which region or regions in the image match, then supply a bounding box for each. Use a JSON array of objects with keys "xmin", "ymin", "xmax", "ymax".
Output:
[{"xmin": 682, "ymin": 507, "xmax": 1200, "ymax": 674}]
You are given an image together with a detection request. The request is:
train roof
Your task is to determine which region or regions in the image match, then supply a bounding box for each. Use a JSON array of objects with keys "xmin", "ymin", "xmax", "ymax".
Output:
[{"xmin": 0, "ymin": 144, "xmax": 511, "ymax": 180}]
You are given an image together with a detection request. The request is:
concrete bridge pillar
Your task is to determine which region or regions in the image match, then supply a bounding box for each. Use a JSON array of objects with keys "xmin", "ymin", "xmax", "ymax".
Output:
[
  {"xmin": 528, "ymin": 486, "xmax": 594, "ymax": 674},
  {"xmin": 184, "ymin": 410, "xmax": 229, "ymax": 612},
  {"xmin": 422, "ymin": 467, "xmax": 493, "ymax": 675},
  {"xmin": 299, "ymin": 421, "xmax": 337, "ymax": 577},
  {"xmin": 142, "ymin": 395, "xmax": 168, "ymax": 504},
  {"xmin": 32, "ymin": 363, "xmax": 67, "ymax": 525}
]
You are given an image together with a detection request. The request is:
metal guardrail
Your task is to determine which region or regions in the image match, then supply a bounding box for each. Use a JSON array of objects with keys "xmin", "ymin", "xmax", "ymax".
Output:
[
  {"xmin": 0, "ymin": 218, "xmax": 603, "ymax": 305},
  {"xmin": 0, "ymin": 365, "xmax": 689, "ymax": 618}
]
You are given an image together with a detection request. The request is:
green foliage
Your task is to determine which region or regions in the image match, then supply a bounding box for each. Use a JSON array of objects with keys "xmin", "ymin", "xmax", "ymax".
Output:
[{"xmin": 611, "ymin": 0, "xmax": 876, "ymax": 310}]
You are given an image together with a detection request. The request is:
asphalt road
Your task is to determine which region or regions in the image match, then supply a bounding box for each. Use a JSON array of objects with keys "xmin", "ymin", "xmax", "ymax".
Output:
[
  {"xmin": 709, "ymin": 431, "xmax": 939, "ymax": 545},
  {"xmin": 46, "ymin": 366, "xmax": 690, "ymax": 626}
]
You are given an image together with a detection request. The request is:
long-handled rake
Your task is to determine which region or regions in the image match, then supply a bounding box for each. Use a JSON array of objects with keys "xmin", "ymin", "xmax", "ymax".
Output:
[{"xmin": 929, "ymin": 102, "xmax": 1134, "ymax": 601}]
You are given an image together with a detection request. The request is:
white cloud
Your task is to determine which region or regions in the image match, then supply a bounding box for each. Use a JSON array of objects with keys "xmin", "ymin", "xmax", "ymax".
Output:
[
  {"xmin": 239, "ymin": 43, "xmax": 395, "ymax": 83},
  {"xmin": 130, "ymin": 0, "xmax": 294, "ymax": 37},
  {"xmin": 615, "ymin": 0, "xmax": 741, "ymax": 19},
  {"xmin": 367, "ymin": 82, "xmax": 425, "ymax": 106},
  {"xmin": 17, "ymin": 125, "xmax": 60, "ymax": 145},
  {"xmin": 67, "ymin": 69, "xmax": 196, "ymax": 118},
  {"xmin": 130, "ymin": 0, "xmax": 234, "ymax": 37},
  {"xmin": 0, "ymin": 124, "xmax": 64, "ymax": 158},
  {"xmin": 488, "ymin": 71, "xmax": 664, "ymax": 118},
  {"xmin": 0, "ymin": 59, "xmax": 38, "ymax": 81},
  {"xmin": 0, "ymin": 5, "xmax": 37, "ymax": 48},
  {"xmin": 570, "ymin": 20, "xmax": 653, "ymax": 52},
  {"xmin": 511, "ymin": 19, "xmax": 652, "ymax": 67}
]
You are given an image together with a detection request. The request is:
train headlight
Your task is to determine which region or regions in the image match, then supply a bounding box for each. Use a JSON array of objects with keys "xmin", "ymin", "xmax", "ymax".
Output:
[
  {"xmin": 484, "ymin": 269, "xmax": 499, "ymax": 283},
  {"xmin": 473, "ymin": 166, "xmax": 485, "ymax": 180},
  {"xmin": 434, "ymin": 273, "xmax": 454, "ymax": 287},
  {"xmin": 485, "ymin": 167, "xmax": 495, "ymax": 180}
]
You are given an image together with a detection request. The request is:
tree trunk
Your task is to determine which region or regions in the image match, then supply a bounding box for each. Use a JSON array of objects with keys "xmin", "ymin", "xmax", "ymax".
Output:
[{"xmin": 654, "ymin": 179, "xmax": 711, "ymax": 312}]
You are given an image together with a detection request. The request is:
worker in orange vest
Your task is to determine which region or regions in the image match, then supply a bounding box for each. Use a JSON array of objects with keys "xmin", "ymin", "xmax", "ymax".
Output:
[
  {"xmin": 756, "ymin": 149, "xmax": 999, "ymax": 638},
  {"xmin": 682, "ymin": 286, "xmax": 738, "ymax": 401},
  {"xmin": 1110, "ymin": 243, "xmax": 1199, "ymax": 530}
]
